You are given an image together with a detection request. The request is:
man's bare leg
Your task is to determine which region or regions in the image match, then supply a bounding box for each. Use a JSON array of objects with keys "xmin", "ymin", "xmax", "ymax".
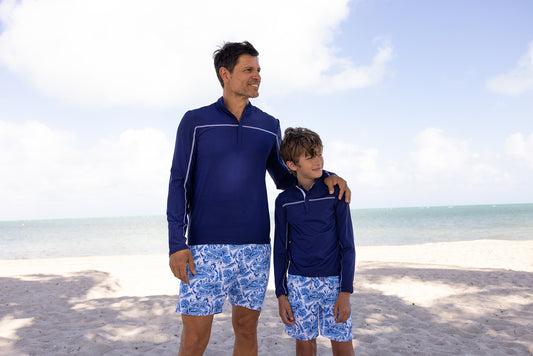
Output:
[
  {"xmin": 232, "ymin": 305, "xmax": 261, "ymax": 356},
  {"xmin": 179, "ymin": 314, "xmax": 214, "ymax": 356}
]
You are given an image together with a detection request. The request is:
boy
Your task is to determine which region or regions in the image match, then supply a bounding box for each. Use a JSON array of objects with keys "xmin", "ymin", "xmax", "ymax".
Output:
[{"xmin": 274, "ymin": 127, "xmax": 356, "ymax": 356}]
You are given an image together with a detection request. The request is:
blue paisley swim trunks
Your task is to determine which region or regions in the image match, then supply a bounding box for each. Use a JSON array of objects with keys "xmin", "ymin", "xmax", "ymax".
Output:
[
  {"xmin": 286, "ymin": 274, "xmax": 353, "ymax": 342},
  {"xmin": 176, "ymin": 244, "xmax": 270, "ymax": 315}
]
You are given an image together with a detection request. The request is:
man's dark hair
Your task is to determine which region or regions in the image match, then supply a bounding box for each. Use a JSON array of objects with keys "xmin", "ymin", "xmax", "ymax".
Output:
[
  {"xmin": 213, "ymin": 41, "xmax": 259, "ymax": 87},
  {"xmin": 280, "ymin": 127, "xmax": 323, "ymax": 170}
]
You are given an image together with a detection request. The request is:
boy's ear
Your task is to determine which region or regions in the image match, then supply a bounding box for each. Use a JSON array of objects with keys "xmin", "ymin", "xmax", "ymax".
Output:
[{"xmin": 286, "ymin": 160, "xmax": 297, "ymax": 171}]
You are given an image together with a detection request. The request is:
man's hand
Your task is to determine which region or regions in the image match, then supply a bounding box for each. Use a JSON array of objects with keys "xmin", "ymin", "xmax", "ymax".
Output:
[
  {"xmin": 278, "ymin": 295, "xmax": 295, "ymax": 325},
  {"xmin": 324, "ymin": 175, "xmax": 351, "ymax": 203},
  {"xmin": 169, "ymin": 249, "xmax": 196, "ymax": 284},
  {"xmin": 333, "ymin": 292, "xmax": 352, "ymax": 323}
]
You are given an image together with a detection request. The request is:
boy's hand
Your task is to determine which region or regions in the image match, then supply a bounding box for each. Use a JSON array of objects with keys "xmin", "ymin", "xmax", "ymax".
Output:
[
  {"xmin": 333, "ymin": 292, "xmax": 351, "ymax": 323},
  {"xmin": 278, "ymin": 295, "xmax": 295, "ymax": 325},
  {"xmin": 324, "ymin": 175, "xmax": 351, "ymax": 203}
]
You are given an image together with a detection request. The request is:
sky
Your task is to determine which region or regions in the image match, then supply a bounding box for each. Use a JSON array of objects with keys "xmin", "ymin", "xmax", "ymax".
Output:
[{"xmin": 0, "ymin": 0, "xmax": 532, "ymax": 221}]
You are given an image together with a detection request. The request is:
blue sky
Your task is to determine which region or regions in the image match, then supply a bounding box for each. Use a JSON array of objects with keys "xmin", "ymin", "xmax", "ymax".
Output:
[{"xmin": 1, "ymin": 0, "xmax": 532, "ymax": 220}]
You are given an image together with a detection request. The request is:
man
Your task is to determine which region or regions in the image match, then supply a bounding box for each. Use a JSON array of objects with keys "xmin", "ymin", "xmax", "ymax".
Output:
[{"xmin": 167, "ymin": 41, "xmax": 350, "ymax": 356}]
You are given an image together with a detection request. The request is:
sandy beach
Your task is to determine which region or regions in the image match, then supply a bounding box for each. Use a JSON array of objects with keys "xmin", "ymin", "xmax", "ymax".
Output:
[{"xmin": 1, "ymin": 240, "xmax": 532, "ymax": 355}]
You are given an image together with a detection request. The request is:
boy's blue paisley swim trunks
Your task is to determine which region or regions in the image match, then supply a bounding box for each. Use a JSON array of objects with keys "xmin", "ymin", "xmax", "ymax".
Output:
[{"xmin": 286, "ymin": 274, "xmax": 353, "ymax": 342}]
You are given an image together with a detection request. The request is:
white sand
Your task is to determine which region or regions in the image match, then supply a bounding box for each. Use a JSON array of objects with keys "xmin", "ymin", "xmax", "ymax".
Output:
[{"xmin": 1, "ymin": 240, "xmax": 532, "ymax": 355}]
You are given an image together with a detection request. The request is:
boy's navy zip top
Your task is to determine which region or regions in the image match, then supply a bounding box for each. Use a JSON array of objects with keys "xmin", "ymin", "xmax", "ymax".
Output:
[
  {"xmin": 167, "ymin": 97, "xmax": 296, "ymax": 255},
  {"xmin": 273, "ymin": 181, "xmax": 356, "ymax": 297}
]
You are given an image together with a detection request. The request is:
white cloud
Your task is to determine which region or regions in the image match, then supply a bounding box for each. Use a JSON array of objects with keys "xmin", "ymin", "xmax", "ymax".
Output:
[
  {"xmin": 324, "ymin": 130, "xmax": 508, "ymax": 195},
  {"xmin": 0, "ymin": 120, "xmax": 173, "ymax": 220},
  {"xmin": 0, "ymin": 0, "xmax": 392, "ymax": 108},
  {"xmin": 314, "ymin": 39, "xmax": 393, "ymax": 94},
  {"xmin": 410, "ymin": 128, "xmax": 506, "ymax": 185},
  {"xmin": 297, "ymin": 130, "xmax": 517, "ymax": 208},
  {"xmin": 324, "ymin": 140, "xmax": 405, "ymax": 188},
  {"xmin": 505, "ymin": 132, "xmax": 533, "ymax": 168},
  {"xmin": 267, "ymin": 128, "xmax": 530, "ymax": 209},
  {"xmin": 486, "ymin": 40, "xmax": 533, "ymax": 95},
  {"xmin": 3, "ymin": 121, "xmax": 528, "ymax": 220},
  {"xmin": 1, "ymin": 121, "xmax": 76, "ymax": 208},
  {"xmin": 411, "ymin": 128, "xmax": 472, "ymax": 180}
]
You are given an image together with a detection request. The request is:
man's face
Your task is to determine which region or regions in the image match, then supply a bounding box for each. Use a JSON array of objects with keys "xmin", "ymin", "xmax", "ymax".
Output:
[{"xmin": 225, "ymin": 54, "xmax": 261, "ymax": 99}]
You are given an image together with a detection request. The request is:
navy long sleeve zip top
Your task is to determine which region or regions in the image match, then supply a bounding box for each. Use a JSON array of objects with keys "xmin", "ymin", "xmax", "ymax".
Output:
[
  {"xmin": 167, "ymin": 97, "xmax": 295, "ymax": 255},
  {"xmin": 273, "ymin": 181, "xmax": 356, "ymax": 298}
]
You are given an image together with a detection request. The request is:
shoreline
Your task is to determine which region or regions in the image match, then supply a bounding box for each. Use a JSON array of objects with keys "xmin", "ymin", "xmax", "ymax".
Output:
[{"xmin": 1, "ymin": 240, "xmax": 532, "ymax": 355}]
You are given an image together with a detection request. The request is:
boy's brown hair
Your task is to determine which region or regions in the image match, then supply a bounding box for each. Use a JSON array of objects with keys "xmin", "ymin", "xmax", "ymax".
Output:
[{"xmin": 279, "ymin": 127, "xmax": 323, "ymax": 168}]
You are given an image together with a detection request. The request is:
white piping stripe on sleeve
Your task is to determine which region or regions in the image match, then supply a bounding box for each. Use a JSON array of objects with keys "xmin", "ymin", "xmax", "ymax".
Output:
[
  {"xmin": 281, "ymin": 196, "xmax": 335, "ymax": 208},
  {"xmin": 242, "ymin": 125, "xmax": 283, "ymax": 151},
  {"xmin": 283, "ymin": 220, "xmax": 290, "ymax": 295},
  {"xmin": 181, "ymin": 123, "xmax": 276, "ymax": 232},
  {"xmin": 181, "ymin": 130, "xmax": 196, "ymax": 230},
  {"xmin": 183, "ymin": 124, "xmax": 237, "ymax": 229},
  {"xmin": 339, "ymin": 241, "xmax": 344, "ymax": 290},
  {"xmin": 309, "ymin": 196, "xmax": 336, "ymax": 202},
  {"xmin": 197, "ymin": 123, "xmax": 239, "ymax": 130},
  {"xmin": 242, "ymin": 125, "xmax": 278, "ymax": 138},
  {"xmin": 183, "ymin": 124, "xmax": 239, "ymax": 228},
  {"xmin": 282, "ymin": 200, "xmax": 304, "ymax": 208},
  {"xmin": 185, "ymin": 124, "xmax": 239, "ymax": 184}
]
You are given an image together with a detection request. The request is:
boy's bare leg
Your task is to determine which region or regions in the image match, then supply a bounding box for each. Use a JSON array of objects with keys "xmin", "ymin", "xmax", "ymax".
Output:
[
  {"xmin": 232, "ymin": 305, "xmax": 261, "ymax": 356},
  {"xmin": 179, "ymin": 314, "xmax": 214, "ymax": 356},
  {"xmin": 331, "ymin": 340, "xmax": 355, "ymax": 356},
  {"xmin": 296, "ymin": 339, "xmax": 317, "ymax": 356}
]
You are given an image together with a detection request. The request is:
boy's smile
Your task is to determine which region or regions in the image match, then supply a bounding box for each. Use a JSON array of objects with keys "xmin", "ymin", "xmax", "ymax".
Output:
[{"xmin": 288, "ymin": 152, "xmax": 324, "ymax": 190}]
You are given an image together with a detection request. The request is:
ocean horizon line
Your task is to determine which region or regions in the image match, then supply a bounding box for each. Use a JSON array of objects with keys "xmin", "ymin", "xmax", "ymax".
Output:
[
  {"xmin": 1, "ymin": 202, "xmax": 532, "ymax": 223},
  {"xmin": 1, "ymin": 203, "xmax": 532, "ymax": 260}
]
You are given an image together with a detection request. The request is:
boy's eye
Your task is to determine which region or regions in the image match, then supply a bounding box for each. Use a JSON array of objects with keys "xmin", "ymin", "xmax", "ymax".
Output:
[{"xmin": 306, "ymin": 153, "xmax": 322, "ymax": 159}]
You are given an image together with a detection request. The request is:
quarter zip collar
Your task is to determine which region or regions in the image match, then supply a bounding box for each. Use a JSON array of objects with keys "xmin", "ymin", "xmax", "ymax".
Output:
[
  {"xmin": 295, "ymin": 179, "xmax": 318, "ymax": 213},
  {"xmin": 216, "ymin": 97, "xmax": 251, "ymax": 123},
  {"xmin": 215, "ymin": 97, "xmax": 251, "ymax": 144},
  {"xmin": 296, "ymin": 179, "xmax": 318, "ymax": 194},
  {"xmin": 295, "ymin": 185, "xmax": 307, "ymax": 199}
]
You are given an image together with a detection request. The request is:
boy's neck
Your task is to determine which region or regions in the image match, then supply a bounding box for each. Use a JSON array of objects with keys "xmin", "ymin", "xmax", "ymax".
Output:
[{"xmin": 297, "ymin": 176, "xmax": 317, "ymax": 191}]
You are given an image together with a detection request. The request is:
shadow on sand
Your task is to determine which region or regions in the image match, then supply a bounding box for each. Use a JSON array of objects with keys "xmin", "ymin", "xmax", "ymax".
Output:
[{"xmin": 1, "ymin": 263, "xmax": 532, "ymax": 355}]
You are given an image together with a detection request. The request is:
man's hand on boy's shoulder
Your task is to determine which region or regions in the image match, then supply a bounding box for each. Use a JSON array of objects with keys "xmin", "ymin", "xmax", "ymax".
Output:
[
  {"xmin": 277, "ymin": 295, "xmax": 295, "ymax": 325},
  {"xmin": 323, "ymin": 174, "xmax": 351, "ymax": 203},
  {"xmin": 333, "ymin": 292, "xmax": 352, "ymax": 323}
]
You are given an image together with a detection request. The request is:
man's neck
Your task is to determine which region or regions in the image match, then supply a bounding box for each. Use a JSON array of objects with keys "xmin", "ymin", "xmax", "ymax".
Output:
[{"xmin": 222, "ymin": 92, "xmax": 249, "ymax": 121}]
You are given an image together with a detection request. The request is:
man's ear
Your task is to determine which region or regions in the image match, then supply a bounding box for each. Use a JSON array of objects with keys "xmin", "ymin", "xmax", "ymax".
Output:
[{"xmin": 219, "ymin": 67, "xmax": 230, "ymax": 83}]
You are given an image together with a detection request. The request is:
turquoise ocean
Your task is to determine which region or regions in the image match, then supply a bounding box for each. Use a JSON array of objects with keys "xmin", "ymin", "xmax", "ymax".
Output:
[{"xmin": 1, "ymin": 204, "xmax": 532, "ymax": 260}]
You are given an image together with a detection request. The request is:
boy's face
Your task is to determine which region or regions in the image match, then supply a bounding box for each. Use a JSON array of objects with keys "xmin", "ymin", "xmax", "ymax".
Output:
[{"xmin": 287, "ymin": 150, "xmax": 324, "ymax": 184}]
